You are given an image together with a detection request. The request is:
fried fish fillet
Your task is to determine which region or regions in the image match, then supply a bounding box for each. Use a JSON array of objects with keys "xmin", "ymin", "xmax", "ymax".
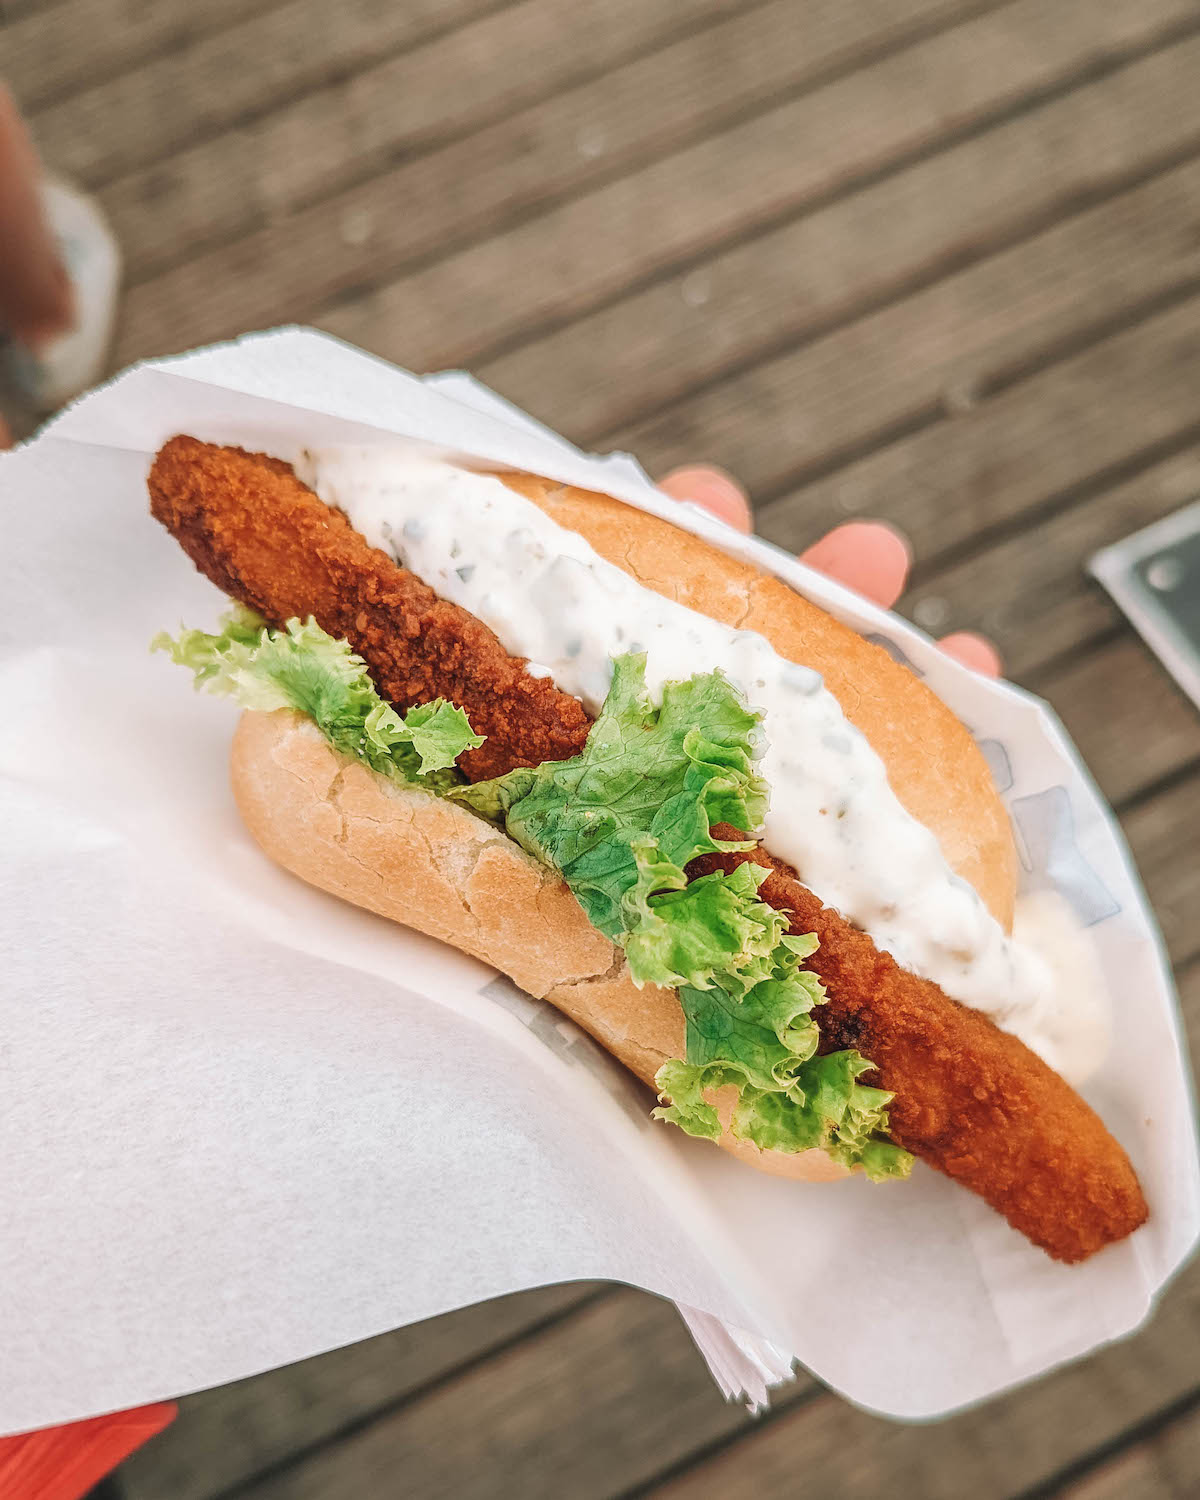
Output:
[
  {"xmin": 149, "ymin": 435, "xmax": 1148, "ymax": 1261},
  {"xmin": 694, "ymin": 835, "xmax": 1147, "ymax": 1262},
  {"xmin": 150, "ymin": 436, "xmax": 591, "ymax": 781}
]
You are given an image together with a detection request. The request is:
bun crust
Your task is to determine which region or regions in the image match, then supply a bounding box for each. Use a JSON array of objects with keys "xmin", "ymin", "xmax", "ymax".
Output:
[
  {"xmin": 233, "ymin": 709, "xmax": 847, "ymax": 1182},
  {"xmin": 230, "ymin": 472, "xmax": 1017, "ymax": 1184},
  {"xmin": 501, "ymin": 473, "xmax": 1016, "ymax": 931}
]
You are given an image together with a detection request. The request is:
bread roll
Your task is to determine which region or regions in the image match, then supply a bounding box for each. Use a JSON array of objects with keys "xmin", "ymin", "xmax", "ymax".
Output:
[
  {"xmin": 229, "ymin": 473, "xmax": 1017, "ymax": 1184},
  {"xmin": 233, "ymin": 707, "xmax": 848, "ymax": 1181},
  {"xmin": 502, "ymin": 472, "xmax": 1016, "ymax": 931}
]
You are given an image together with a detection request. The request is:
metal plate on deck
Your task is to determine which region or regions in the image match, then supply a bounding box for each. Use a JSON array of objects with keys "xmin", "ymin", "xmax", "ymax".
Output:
[{"xmin": 1091, "ymin": 500, "xmax": 1200, "ymax": 713}]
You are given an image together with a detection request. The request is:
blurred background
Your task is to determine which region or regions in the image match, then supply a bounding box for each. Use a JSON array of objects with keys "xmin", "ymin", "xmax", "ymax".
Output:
[{"xmin": 4, "ymin": 0, "xmax": 1200, "ymax": 1495}]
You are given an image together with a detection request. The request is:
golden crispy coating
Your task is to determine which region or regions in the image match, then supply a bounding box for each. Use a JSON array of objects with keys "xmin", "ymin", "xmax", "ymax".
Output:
[
  {"xmin": 148, "ymin": 436, "xmax": 591, "ymax": 781},
  {"xmin": 150, "ymin": 436, "xmax": 1148, "ymax": 1261},
  {"xmin": 695, "ymin": 833, "xmax": 1148, "ymax": 1262}
]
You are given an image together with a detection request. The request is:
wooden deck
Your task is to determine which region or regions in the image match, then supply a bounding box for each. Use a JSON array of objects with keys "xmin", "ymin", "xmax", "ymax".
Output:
[{"xmin": 6, "ymin": 0, "xmax": 1200, "ymax": 1493}]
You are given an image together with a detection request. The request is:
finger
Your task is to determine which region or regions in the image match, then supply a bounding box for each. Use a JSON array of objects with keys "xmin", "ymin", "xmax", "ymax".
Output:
[
  {"xmin": 0, "ymin": 84, "xmax": 76, "ymax": 351},
  {"xmin": 937, "ymin": 630, "xmax": 1003, "ymax": 677},
  {"xmin": 659, "ymin": 464, "xmax": 753, "ymax": 533},
  {"xmin": 656, "ymin": 488, "xmax": 999, "ymax": 677},
  {"xmin": 800, "ymin": 521, "xmax": 912, "ymax": 609}
]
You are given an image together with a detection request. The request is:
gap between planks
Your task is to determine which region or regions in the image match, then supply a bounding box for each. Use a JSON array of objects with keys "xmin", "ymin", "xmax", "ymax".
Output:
[
  {"xmin": 304, "ymin": 2, "xmax": 1200, "ymax": 406},
  {"xmin": 108, "ymin": 0, "xmax": 1194, "ymax": 362},
  {"xmin": 1016, "ymin": 1383, "xmax": 1200, "ymax": 1500},
  {"xmin": 630, "ymin": 1167, "xmax": 1200, "ymax": 1500},
  {"xmin": 478, "ymin": 132, "xmax": 1200, "ymax": 456},
  {"xmin": 899, "ymin": 417, "xmax": 1200, "ymax": 602},
  {"xmin": 118, "ymin": 1284, "xmax": 614, "ymax": 1500},
  {"xmin": 595, "ymin": 146, "xmax": 1200, "ymax": 517},
  {"xmin": 105, "ymin": 0, "xmax": 997, "ymax": 315},
  {"xmin": 8, "ymin": 0, "xmax": 523, "ymax": 118},
  {"xmin": 4, "ymin": 0, "xmax": 307, "ymax": 112},
  {"xmin": 900, "ymin": 438, "xmax": 1200, "ymax": 683},
  {"xmin": 94, "ymin": 0, "xmax": 781, "ymax": 285},
  {"xmin": 752, "ymin": 295, "xmax": 1200, "ymax": 581},
  {"xmin": 29, "ymin": 0, "xmax": 940, "ymax": 206}
]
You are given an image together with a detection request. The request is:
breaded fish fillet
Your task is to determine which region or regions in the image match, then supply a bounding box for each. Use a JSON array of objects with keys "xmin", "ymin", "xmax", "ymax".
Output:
[
  {"xmin": 149, "ymin": 436, "xmax": 1147, "ymax": 1261},
  {"xmin": 694, "ymin": 836, "xmax": 1147, "ymax": 1262},
  {"xmin": 150, "ymin": 436, "xmax": 591, "ymax": 781}
]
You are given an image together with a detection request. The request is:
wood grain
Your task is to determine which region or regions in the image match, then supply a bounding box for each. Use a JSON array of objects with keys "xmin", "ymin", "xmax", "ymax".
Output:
[
  {"xmin": 1037, "ymin": 637, "xmax": 1200, "ymax": 808},
  {"xmin": 111, "ymin": 0, "xmax": 992, "ymax": 362},
  {"xmin": 0, "ymin": 0, "xmax": 58, "ymax": 22},
  {"xmin": 21, "ymin": 0, "xmax": 522, "ymax": 188},
  {"xmin": 757, "ymin": 288, "xmax": 1200, "ymax": 567},
  {"xmin": 1053, "ymin": 1400, "xmax": 1200, "ymax": 1499},
  {"xmin": 470, "ymin": 41, "xmax": 1200, "ymax": 441},
  {"xmin": 4, "ymin": 0, "xmax": 291, "ymax": 112},
  {"xmin": 1053, "ymin": 1446, "xmax": 1178, "ymax": 1500},
  {"xmin": 234, "ymin": 1291, "xmax": 805, "ymax": 1500},
  {"xmin": 612, "ymin": 146, "xmax": 1200, "ymax": 507},
  {"xmin": 905, "ymin": 443, "xmax": 1200, "ymax": 682},
  {"xmin": 1121, "ymin": 775, "xmax": 1200, "ymax": 969},
  {"xmin": 645, "ymin": 1246, "xmax": 1200, "ymax": 1500},
  {"xmin": 95, "ymin": 0, "xmax": 768, "ymax": 282},
  {"xmin": 117, "ymin": 1284, "xmax": 603, "ymax": 1500}
]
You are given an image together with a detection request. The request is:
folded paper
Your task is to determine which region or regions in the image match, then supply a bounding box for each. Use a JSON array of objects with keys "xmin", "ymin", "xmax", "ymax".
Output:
[{"xmin": 0, "ymin": 329, "xmax": 1196, "ymax": 1429}]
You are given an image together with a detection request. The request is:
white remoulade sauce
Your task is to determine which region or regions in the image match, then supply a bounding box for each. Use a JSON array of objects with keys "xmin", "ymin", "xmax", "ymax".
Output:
[{"xmin": 297, "ymin": 450, "xmax": 1110, "ymax": 1085}]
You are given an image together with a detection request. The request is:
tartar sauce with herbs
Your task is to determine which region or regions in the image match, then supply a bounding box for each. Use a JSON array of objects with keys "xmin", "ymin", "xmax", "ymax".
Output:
[{"xmin": 296, "ymin": 450, "xmax": 1108, "ymax": 1083}]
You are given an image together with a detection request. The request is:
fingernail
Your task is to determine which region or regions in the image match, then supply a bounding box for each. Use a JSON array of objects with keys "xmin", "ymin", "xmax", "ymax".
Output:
[{"xmin": 938, "ymin": 631, "xmax": 1003, "ymax": 677}]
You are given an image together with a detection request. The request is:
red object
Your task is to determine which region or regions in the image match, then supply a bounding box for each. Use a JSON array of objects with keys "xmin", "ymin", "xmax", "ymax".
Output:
[{"xmin": 0, "ymin": 1404, "xmax": 177, "ymax": 1500}]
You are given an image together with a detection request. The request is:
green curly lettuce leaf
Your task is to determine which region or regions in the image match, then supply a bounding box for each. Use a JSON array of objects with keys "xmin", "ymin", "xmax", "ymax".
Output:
[
  {"xmin": 455, "ymin": 653, "xmax": 911, "ymax": 1181},
  {"xmin": 153, "ymin": 607, "xmax": 483, "ymax": 787}
]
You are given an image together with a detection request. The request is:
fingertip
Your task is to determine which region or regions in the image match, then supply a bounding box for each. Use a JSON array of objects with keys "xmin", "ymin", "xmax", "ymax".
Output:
[
  {"xmin": 800, "ymin": 520, "xmax": 912, "ymax": 608},
  {"xmin": 938, "ymin": 630, "xmax": 1003, "ymax": 677},
  {"xmin": 659, "ymin": 464, "xmax": 753, "ymax": 533}
]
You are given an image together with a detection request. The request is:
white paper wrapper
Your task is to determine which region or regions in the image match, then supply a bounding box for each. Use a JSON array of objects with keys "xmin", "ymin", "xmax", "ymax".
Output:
[{"xmin": 1, "ymin": 329, "xmax": 1197, "ymax": 1432}]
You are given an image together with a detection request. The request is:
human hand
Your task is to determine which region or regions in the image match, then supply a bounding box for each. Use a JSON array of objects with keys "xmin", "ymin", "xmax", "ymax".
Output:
[{"xmin": 660, "ymin": 464, "xmax": 1001, "ymax": 676}]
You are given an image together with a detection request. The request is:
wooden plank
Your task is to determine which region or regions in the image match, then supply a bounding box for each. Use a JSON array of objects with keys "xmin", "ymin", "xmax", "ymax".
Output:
[
  {"xmin": 98, "ymin": 0, "xmax": 773, "ymax": 283},
  {"xmin": 3, "ymin": 0, "xmax": 286, "ymax": 112},
  {"xmin": 1053, "ymin": 1400, "xmax": 1200, "ymax": 1499},
  {"xmin": 645, "ymin": 1248, "xmax": 1200, "ymax": 1500},
  {"xmin": 113, "ymin": 0, "xmax": 1194, "ymax": 366},
  {"xmin": 1178, "ymin": 952, "xmax": 1199, "ymax": 1053},
  {"xmin": 23, "ymin": 0, "xmax": 529, "ymax": 188},
  {"xmin": 236, "ymin": 1290, "xmax": 807, "ymax": 1500},
  {"xmin": 1037, "ymin": 636, "xmax": 1200, "ymax": 809},
  {"xmin": 0, "ymin": 0, "xmax": 63, "ymax": 21},
  {"xmin": 1145, "ymin": 1402, "xmax": 1200, "ymax": 1500},
  {"xmin": 108, "ymin": 0, "xmax": 982, "ymax": 360},
  {"xmin": 904, "ymin": 443, "xmax": 1200, "ymax": 683},
  {"xmin": 476, "ymin": 49, "xmax": 1200, "ymax": 446},
  {"xmin": 1133, "ymin": 937, "xmax": 1195, "ymax": 1062},
  {"xmin": 118, "ymin": 1283, "xmax": 603, "ymax": 1500},
  {"xmin": 756, "ymin": 287, "xmax": 1200, "ymax": 571},
  {"xmin": 613, "ymin": 150, "xmax": 1200, "ymax": 513},
  {"xmin": 1051, "ymin": 1445, "xmax": 1177, "ymax": 1500},
  {"xmin": 1122, "ymin": 774, "xmax": 1200, "ymax": 969}
]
